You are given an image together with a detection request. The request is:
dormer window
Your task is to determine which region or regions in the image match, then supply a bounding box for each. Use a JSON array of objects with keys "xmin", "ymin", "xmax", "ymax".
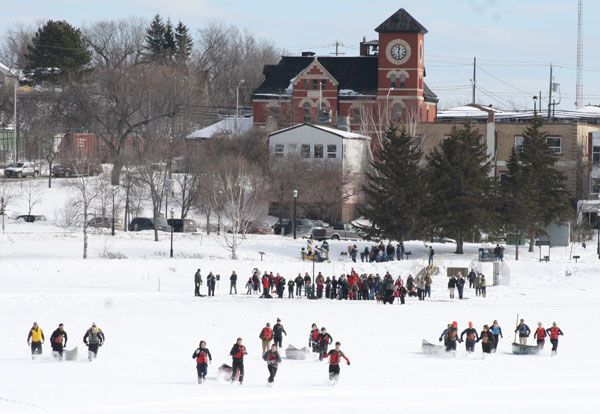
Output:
[{"xmin": 399, "ymin": 73, "xmax": 406, "ymax": 88}]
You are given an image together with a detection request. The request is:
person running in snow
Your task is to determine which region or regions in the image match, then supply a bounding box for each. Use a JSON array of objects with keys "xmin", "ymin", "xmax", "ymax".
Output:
[
  {"xmin": 460, "ymin": 322, "xmax": 479, "ymax": 353},
  {"xmin": 489, "ymin": 320, "xmax": 503, "ymax": 352},
  {"xmin": 83, "ymin": 323, "xmax": 105, "ymax": 361},
  {"xmin": 27, "ymin": 322, "xmax": 45, "ymax": 358},
  {"xmin": 318, "ymin": 327, "xmax": 333, "ymax": 361},
  {"xmin": 192, "ymin": 340, "xmax": 212, "ymax": 384},
  {"xmin": 263, "ymin": 344, "xmax": 282, "ymax": 384},
  {"xmin": 534, "ymin": 322, "xmax": 548, "ymax": 349},
  {"xmin": 515, "ymin": 319, "xmax": 531, "ymax": 345},
  {"xmin": 273, "ymin": 319, "xmax": 287, "ymax": 348},
  {"xmin": 546, "ymin": 322, "xmax": 564, "ymax": 356},
  {"xmin": 439, "ymin": 321, "xmax": 459, "ymax": 353},
  {"xmin": 324, "ymin": 342, "xmax": 350, "ymax": 383},
  {"xmin": 194, "ymin": 269, "xmax": 202, "ymax": 297},
  {"xmin": 50, "ymin": 323, "xmax": 68, "ymax": 361},
  {"xmin": 309, "ymin": 323, "xmax": 320, "ymax": 353},
  {"xmin": 478, "ymin": 325, "xmax": 493, "ymax": 353},
  {"xmin": 259, "ymin": 323, "xmax": 274, "ymax": 353},
  {"xmin": 230, "ymin": 338, "xmax": 247, "ymax": 384}
]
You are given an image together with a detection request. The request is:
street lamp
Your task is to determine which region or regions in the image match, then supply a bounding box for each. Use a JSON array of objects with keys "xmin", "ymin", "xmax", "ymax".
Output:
[
  {"xmin": 170, "ymin": 207, "xmax": 175, "ymax": 258},
  {"xmin": 235, "ymin": 79, "xmax": 246, "ymax": 134},
  {"xmin": 292, "ymin": 189, "xmax": 298, "ymax": 240},
  {"xmin": 111, "ymin": 185, "xmax": 118, "ymax": 236},
  {"xmin": 533, "ymin": 96, "xmax": 538, "ymax": 116}
]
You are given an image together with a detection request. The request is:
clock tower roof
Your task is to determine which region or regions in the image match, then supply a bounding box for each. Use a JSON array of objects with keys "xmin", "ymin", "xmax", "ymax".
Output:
[{"xmin": 375, "ymin": 8, "xmax": 428, "ymax": 34}]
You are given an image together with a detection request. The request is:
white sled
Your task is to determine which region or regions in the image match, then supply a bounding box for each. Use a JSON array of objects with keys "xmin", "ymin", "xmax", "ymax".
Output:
[
  {"xmin": 65, "ymin": 347, "xmax": 78, "ymax": 361},
  {"xmin": 285, "ymin": 345, "xmax": 311, "ymax": 360},
  {"xmin": 421, "ymin": 339, "xmax": 445, "ymax": 355}
]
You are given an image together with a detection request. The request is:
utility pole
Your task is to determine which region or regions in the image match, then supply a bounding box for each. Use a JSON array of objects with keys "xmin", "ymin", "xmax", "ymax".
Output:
[
  {"xmin": 472, "ymin": 57, "xmax": 477, "ymax": 104},
  {"xmin": 13, "ymin": 77, "xmax": 18, "ymax": 162},
  {"xmin": 547, "ymin": 64, "xmax": 553, "ymax": 121},
  {"xmin": 329, "ymin": 41, "xmax": 345, "ymax": 57}
]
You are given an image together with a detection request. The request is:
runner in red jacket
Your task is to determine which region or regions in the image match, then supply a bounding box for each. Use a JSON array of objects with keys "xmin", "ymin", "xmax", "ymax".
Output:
[
  {"xmin": 545, "ymin": 322, "xmax": 564, "ymax": 355},
  {"xmin": 533, "ymin": 322, "xmax": 547, "ymax": 349},
  {"xmin": 324, "ymin": 341, "xmax": 350, "ymax": 382}
]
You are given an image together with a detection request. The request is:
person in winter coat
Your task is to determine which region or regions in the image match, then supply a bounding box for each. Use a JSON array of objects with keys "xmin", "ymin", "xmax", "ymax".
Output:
[
  {"xmin": 259, "ymin": 323, "xmax": 274, "ymax": 353},
  {"xmin": 230, "ymin": 338, "xmax": 247, "ymax": 384},
  {"xmin": 27, "ymin": 322, "xmax": 45, "ymax": 358},
  {"xmin": 194, "ymin": 269, "xmax": 202, "ymax": 296},
  {"xmin": 303, "ymin": 273, "xmax": 311, "ymax": 295},
  {"xmin": 252, "ymin": 271, "xmax": 261, "ymax": 293},
  {"xmin": 330, "ymin": 276, "xmax": 338, "ymax": 299},
  {"xmin": 474, "ymin": 273, "xmax": 481, "ymax": 296},
  {"xmin": 428, "ymin": 246, "xmax": 435, "ymax": 265},
  {"xmin": 416, "ymin": 276, "xmax": 426, "ymax": 301},
  {"xmin": 273, "ymin": 318, "xmax": 287, "ymax": 348},
  {"xmin": 287, "ymin": 279, "xmax": 295, "ymax": 298},
  {"xmin": 318, "ymin": 327, "xmax": 333, "ymax": 361},
  {"xmin": 515, "ymin": 319, "xmax": 531, "ymax": 345},
  {"xmin": 230, "ymin": 271, "xmax": 237, "ymax": 294},
  {"xmin": 397, "ymin": 285, "xmax": 408, "ymax": 305},
  {"xmin": 324, "ymin": 342, "xmax": 350, "ymax": 382},
  {"xmin": 468, "ymin": 270, "xmax": 476, "ymax": 289},
  {"xmin": 83, "ymin": 323, "xmax": 105, "ymax": 361},
  {"xmin": 276, "ymin": 275, "xmax": 286, "ymax": 299},
  {"xmin": 206, "ymin": 272, "xmax": 216, "ymax": 296},
  {"xmin": 456, "ymin": 275, "xmax": 466, "ymax": 300},
  {"xmin": 546, "ymin": 322, "xmax": 564, "ymax": 355},
  {"xmin": 350, "ymin": 245, "xmax": 358, "ymax": 263},
  {"xmin": 424, "ymin": 274, "xmax": 432, "ymax": 298},
  {"xmin": 534, "ymin": 322, "xmax": 547, "ymax": 349},
  {"xmin": 192, "ymin": 340, "xmax": 212, "ymax": 383},
  {"xmin": 246, "ymin": 277, "xmax": 253, "ymax": 295},
  {"xmin": 440, "ymin": 321, "xmax": 459, "ymax": 352},
  {"xmin": 50, "ymin": 323, "xmax": 67, "ymax": 361},
  {"xmin": 406, "ymin": 275, "xmax": 415, "ymax": 296},
  {"xmin": 489, "ymin": 320, "xmax": 503, "ymax": 352},
  {"xmin": 261, "ymin": 273, "xmax": 271, "ymax": 298},
  {"xmin": 448, "ymin": 276, "xmax": 457, "ymax": 299},
  {"xmin": 460, "ymin": 322, "xmax": 479, "ymax": 353},
  {"xmin": 309, "ymin": 323, "xmax": 320, "ymax": 353},
  {"xmin": 480, "ymin": 275, "xmax": 487, "ymax": 298},
  {"xmin": 294, "ymin": 274, "xmax": 304, "ymax": 297},
  {"xmin": 478, "ymin": 325, "xmax": 493, "ymax": 353},
  {"xmin": 263, "ymin": 344, "xmax": 282, "ymax": 384}
]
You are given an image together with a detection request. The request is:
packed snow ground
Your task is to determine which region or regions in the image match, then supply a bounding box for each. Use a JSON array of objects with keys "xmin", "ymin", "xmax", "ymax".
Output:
[{"xmin": 1, "ymin": 180, "xmax": 600, "ymax": 413}]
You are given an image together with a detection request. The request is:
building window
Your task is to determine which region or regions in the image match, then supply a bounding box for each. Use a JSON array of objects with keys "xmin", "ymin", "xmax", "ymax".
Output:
[
  {"xmin": 304, "ymin": 79, "xmax": 310, "ymax": 90},
  {"xmin": 274, "ymin": 144, "xmax": 284, "ymax": 157},
  {"xmin": 546, "ymin": 136, "xmax": 562, "ymax": 154},
  {"xmin": 390, "ymin": 74, "xmax": 397, "ymax": 89},
  {"xmin": 327, "ymin": 144, "xmax": 337, "ymax": 158},
  {"xmin": 314, "ymin": 144, "xmax": 323, "ymax": 158},
  {"xmin": 399, "ymin": 73, "xmax": 406, "ymax": 88},
  {"xmin": 592, "ymin": 178, "xmax": 600, "ymax": 194},
  {"xmin": 515, "ymin": 136, "xmax": 524, "ymax": 153},
  {"xmin": 312, "ymin": 79, "xmax": 319, "ymax": 90},
  {"xmin": 301, "ymin": 144, "xmax": 310, "ymax": 158},
  {"xmin": 76, "ymin": 137, "xmax": 86, "ymax": 149},
  {"xmin": 318, "ymin": 108, "xmax": 330, "ymax": 123},
  {"xmin": 351, "ymin": 108, "xmax": 361, "ymax": 123},
  {"xmin": 392, "ymin": 103, "xmax": 402, "ymax": 123},
  {"xmin": 499, "ymin": 173, "xmax": 510, "ymax": 186},
  {"xmin": 302, "ymin": 103, "xmax": 312, "ymax": 122},
  {"xmin": 288, "ymin": 144, "xmax": 297, "ymax": 152},
  {"xmin": 592, "ymin": 145, "xmax": 600, "ymax": 164},
  {"xmin": 321, "ymin": 79, "xmax": 327, "ymax": 87}
]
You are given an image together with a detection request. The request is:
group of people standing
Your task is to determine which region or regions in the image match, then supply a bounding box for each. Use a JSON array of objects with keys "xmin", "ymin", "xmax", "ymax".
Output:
[
  {"xmin": 192, "ymin": 320, "xmax": 349, "ymax": 385},
  {"xmin": 447, "ymin": 270, "xmax": 488, "ymax": 300},
  {"xmin": 27, "ymin": 322, "xmax": 105, "ymax": 361}
]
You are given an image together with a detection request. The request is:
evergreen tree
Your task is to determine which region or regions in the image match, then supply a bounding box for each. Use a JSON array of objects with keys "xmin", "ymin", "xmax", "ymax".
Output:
[
  {"xmin": 360, "ymin": 126, "xmax": 427, "ymax": 241},
  {"xmin": 504, "ymin": 117, "xmax": 570, "ymax": 253},
  {"xmin": 25, "ymin": 20, "xmax": 90, "ymax": 84},
  {"xmin": 425, "ymin": 123, "xmax": 496, "ymax": 254},
  {"xmin": 175, "ymin": 21, "xmax": 194, "ymax": 64},
  {"xmin": 144, "ymin": 14, "xmax": 166, "ymax": 63},
  {"xmin": 163, "ymin": 19, "xmax": 177, "ymax": 63}
]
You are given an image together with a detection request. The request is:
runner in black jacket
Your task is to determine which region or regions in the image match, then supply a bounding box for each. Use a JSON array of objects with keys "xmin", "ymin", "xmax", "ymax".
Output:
[
  {"xmin": 324, "ymin": 342, "xmax": 350, "ymax": 382},
  {"xmin": 317, "ymin": 327, "xmax": 333, "ymax": 361},
  {"xmin": 50, "ymin": 324, "xmax": 68, "ymax": 361},
  {"xmin": 460, "ymin": 322, "xmax": 479, "ymax": 352},
  {"xmin": 230, "ymin": 338, "xmax": 247, "ymax": 384},
  {"xmin": 273, "ymin": 319, "xmax": 287, "ymax": 348},
  {"xmin": 263, "ymin": 344, "xmax": 282, "ymax": 383},
  {"xmin": 192, "ymin": 340, "xmax": 212, "ymax": 383}
]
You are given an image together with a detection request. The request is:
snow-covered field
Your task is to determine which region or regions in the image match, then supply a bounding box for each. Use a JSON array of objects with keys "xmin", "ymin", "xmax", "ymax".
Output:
[{"xmin": 1, "ymin": 179, "xmax": 600, "ymax": 413}]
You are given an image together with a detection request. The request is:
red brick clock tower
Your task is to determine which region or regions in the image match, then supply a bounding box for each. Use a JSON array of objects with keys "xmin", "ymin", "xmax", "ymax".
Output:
[{"xmin": 375, "ymin": 9, "xmax": 430, "ymax": 122}]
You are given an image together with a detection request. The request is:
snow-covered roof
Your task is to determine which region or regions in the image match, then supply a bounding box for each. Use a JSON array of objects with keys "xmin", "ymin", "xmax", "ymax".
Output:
[
  {"xmin": 269, "ymin": 123, "xmax": 370, "ymax": 140},
  {"xmin": 0, "ymin": 61, "xmax": 16, "ymax": 77},
  {"xmin": 186, "ymin": 116, "xmax": 253, "ymax": 140}
]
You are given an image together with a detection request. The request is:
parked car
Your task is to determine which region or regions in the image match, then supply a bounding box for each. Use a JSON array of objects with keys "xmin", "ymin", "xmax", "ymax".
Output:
[
  {"xmin": 247, "ymin": 220, "xmax": 274, "ymax": 235},
  {"xmin": 16, "ymin": 215, "xmax": 47, "ymax": 223},
  {"xmin": 4, "ymin": 162, "xmax": 40, "ymax": 178},
  {"xmin": 167, "ymin": 218, "xmax": 198, "ymax": 233},
  {"xmin": 87, "ymin": 217, "xmax": 124, "ymax": 229},
  {"xmin": 312, "ymin": 222, "xmax": 361, "ymax": 241},
  {"xmin": 52, "ymin": 161, "xmax": 102, "ymax": 178},
  {"xmin": 128, "ymin": 217, "xmax": 172, "ymax": 232},
  {"xmin": 272, "ymin": 218, "xmax": 315, "ymax": 236}
]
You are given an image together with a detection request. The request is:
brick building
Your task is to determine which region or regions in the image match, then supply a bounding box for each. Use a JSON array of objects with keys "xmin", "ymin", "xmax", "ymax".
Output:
[{"xmin": 252, "ymin": 8, "xmax": 438, "ymax": 143}]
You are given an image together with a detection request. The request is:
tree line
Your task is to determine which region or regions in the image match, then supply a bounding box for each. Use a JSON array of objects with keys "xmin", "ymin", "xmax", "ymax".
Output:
[{"xmin": 360, "ymin": 119, "xmax": 571, "ymax": 257}]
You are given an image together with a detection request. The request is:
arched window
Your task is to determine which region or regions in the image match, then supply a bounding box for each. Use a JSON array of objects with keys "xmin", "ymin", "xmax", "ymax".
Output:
[
  {"xmin": 390, "ymin": 74, "xmax": 397, "ymax": 88},
  {"xmin": 399, "ymin": 73, "xmax": 406, "ymax": 88},
  {"xmin": 302, "ymin": 102, "xmax": 312, "ymax": 122},
  {"xmin": 392, "ymin": 103, "xmax": 402, "ymax": 123}
]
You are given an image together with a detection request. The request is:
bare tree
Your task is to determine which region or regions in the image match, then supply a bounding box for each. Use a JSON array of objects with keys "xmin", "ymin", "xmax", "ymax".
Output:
[
  {"xmin": 22, "ymin": 178, "xmax": 43, "ymax": 215},
  {"xmin": 0, "ymin": 177, "xmax": 21, "ymax": 232},
  {"xmin": 69, "ymin": 171, "xmax": 101, "ymax": 259},
  {"xmin": 210, "ymin": 155, "xmax": 266, "ymax": 259}
]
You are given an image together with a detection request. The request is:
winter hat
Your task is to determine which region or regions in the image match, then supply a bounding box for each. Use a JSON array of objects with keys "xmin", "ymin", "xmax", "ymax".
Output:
[
  {"xmin": 277, "ymin": 318, "xmax": 281, "ymax": 322},
  {"xmin": 452, "ymin": 321, "xmax": 458, "ymax": 327}
]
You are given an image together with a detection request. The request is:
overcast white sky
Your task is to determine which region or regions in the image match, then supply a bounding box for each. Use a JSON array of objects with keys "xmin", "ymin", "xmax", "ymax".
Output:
[{"xmin": 2, "ymin": 0, "xmax": 598, "ymax": 110}]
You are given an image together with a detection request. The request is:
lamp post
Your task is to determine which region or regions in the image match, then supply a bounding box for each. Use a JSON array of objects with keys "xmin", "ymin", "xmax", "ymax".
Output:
[
  {"xmin": 235, "ymin": 79, "xmax": 246, "ymax": 135},
  {"xmin": 111, "ymin": 185, "xmax": 117, "ymax": 236},
  {"xmin": 0, "ymin": 196, "xmax": 5, "ymax": 234},
  {"xmin": 533, "ymin": 96, "xmax": 538, "ymax": 116},
  {"xmin": 170, "ymin": 208, "xmax": 175, "ymax": 258},
  {"xmin": 292, "ymin": 189, "xmax": 298, "ymax": 240}
]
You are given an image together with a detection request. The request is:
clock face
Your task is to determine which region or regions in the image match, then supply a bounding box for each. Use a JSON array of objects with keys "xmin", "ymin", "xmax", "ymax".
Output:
[{"xmin": 390, "ymin": 44, "xmax": 407, "ymax": 61}]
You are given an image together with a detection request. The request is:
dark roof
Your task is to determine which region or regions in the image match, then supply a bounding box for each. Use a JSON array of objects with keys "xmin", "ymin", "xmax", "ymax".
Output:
[
  {"xmin": 375, "ymin": 9, "xmax": 428, "ymax": 34},
  {"xmin": 253, "ymin": 55, "xmax": 437, "ymax": 103},
  {"xmin": 254, "ymin": 56, "xmax": 379, "ymax": 96}
]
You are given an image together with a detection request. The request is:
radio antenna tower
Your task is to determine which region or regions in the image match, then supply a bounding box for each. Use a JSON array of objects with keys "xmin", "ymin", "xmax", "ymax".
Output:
[{"xmin": 576, "ymin": 0, "xmax": 584, "ymax": 109}]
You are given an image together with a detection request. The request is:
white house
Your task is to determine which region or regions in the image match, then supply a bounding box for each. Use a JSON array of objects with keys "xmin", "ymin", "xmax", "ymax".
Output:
[{"xmin": 268, "ymin": 123, "xmax": 371, "ymax": 221}]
